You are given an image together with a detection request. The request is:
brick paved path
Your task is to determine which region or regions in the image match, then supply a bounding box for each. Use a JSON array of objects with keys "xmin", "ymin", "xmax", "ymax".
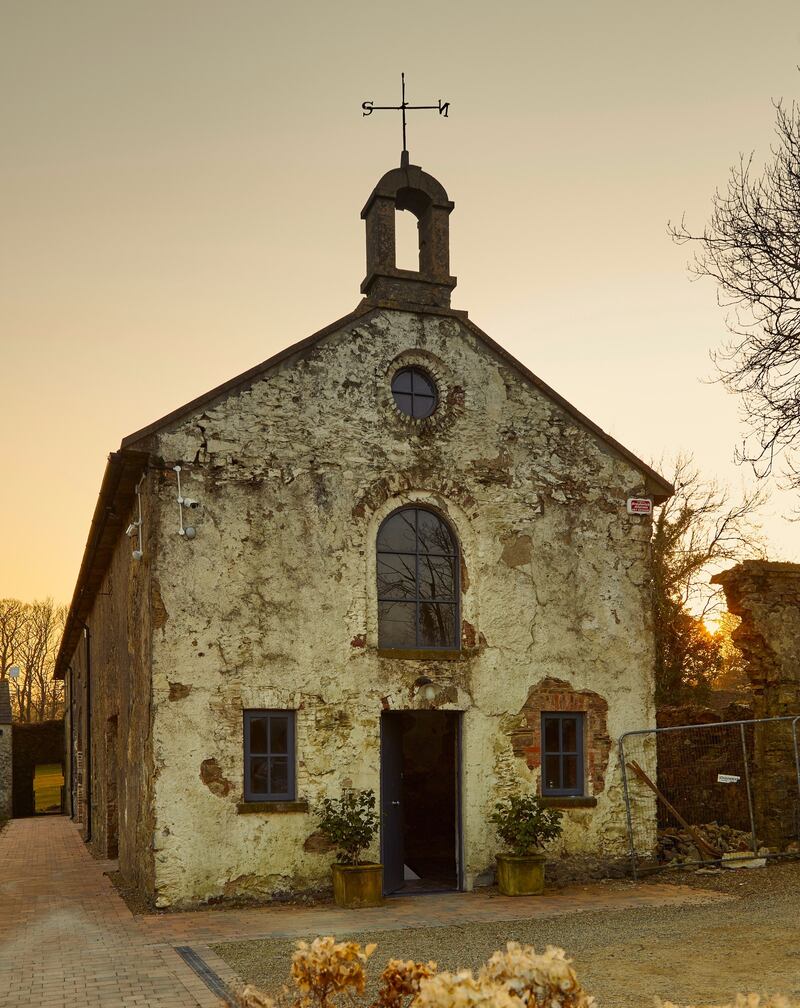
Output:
[
  {"xmin": 138, "ymin": 876, "xmax": 726, "ymax": 947},
  {"xmin": 0, "ymin": 816, "xmax": 727, "ymax": 1007},
  {"xmin": 0, "ymin": 817, "xmax": 220, "ymax": 1008}
]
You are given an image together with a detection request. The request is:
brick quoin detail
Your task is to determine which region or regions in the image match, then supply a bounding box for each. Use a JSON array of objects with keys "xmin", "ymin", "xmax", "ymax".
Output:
[{"xmin": 510, "ymin": 677, "xmax": 611, "ymax": 795}]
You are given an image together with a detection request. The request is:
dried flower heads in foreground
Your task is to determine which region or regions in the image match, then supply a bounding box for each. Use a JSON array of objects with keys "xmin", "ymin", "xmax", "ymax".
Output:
[
  {"xmin": 479, "ymin": 942, "xmax": 592, "ymax": 1008},
  {"xmin": 234, "ymin": 936, "xmax": 798, "ymax": 1008},
  {"xmin": 373, "ymin": 958, "xmax": 437, "ymax": 1008},
  {"xmin": 291, "ymin": 936, "xmax": 376, "ymax": 1007}
]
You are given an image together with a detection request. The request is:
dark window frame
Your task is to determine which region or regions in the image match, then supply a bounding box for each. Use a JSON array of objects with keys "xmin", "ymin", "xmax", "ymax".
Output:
[
  {"xmin": 243, "ymin": 709, "xmax": 296, "ymax": 802},
  {"xmin": 541, "ymin": 712, "xmax": 585, "ymax": 797},
  {"xmin": 391, "ymin": 367, "xmax": 438, "ymax": 419},
  {"xmin": 377, "ymin": 506, "xmax": 460, "ymax": 651}
]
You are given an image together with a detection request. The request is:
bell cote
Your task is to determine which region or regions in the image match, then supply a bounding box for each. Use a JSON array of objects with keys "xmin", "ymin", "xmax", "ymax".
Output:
[{"xmin": 360, "ymin": 155, "xmax": 457, "ymax": 309}]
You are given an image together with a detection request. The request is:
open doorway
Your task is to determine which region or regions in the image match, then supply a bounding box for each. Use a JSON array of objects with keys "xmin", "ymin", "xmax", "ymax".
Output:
[
  {"xmin": 33, "ymin": 764, "xmax": 64, "ymax": 814},
  {"xmin": 380, "ymin": 711, "xmax": 461, "ymax": 895}
]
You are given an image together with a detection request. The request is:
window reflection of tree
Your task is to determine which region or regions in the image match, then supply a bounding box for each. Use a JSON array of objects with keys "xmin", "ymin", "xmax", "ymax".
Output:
[{"xmin": 377, "ymin": 507, "xmax": 458, "ymax": 649}]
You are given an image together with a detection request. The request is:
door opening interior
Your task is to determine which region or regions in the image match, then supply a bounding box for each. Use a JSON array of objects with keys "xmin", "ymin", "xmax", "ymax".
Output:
[{"xmin": 380, "ymin": 710, "xmax": 461, "ymax": 895}]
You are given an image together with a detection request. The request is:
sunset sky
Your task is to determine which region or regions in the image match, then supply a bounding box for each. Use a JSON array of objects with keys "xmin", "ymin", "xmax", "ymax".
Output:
[{"xmin": 2, "ymin": 0, "xmax": 798, "ymax": 605}]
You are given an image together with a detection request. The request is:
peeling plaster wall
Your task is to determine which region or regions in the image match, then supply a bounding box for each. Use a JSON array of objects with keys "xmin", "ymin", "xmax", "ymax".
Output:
[{"xmin": 146, "ymin": 308, "xmax": 656, "ymax": 907}]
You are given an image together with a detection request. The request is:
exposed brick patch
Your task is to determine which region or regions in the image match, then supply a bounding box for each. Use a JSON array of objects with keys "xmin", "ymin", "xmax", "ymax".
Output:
[
  {"xmin": 303, "ymin": 829, "xmax": 335, "ymax": 853},
  {"xmin": 199, "ymin": 758, "xmax": 234, "ymax": 798},
  {"xmin": 168, "ymin": 682, "xmax": 192, "ymax": 701},
  {"xmin": 350, "ymin": 634, "xmax": 366, "ymax": 648},
  {"xmin": 511, "ymin": 677, "xmax": 611, "ymax": 794}
]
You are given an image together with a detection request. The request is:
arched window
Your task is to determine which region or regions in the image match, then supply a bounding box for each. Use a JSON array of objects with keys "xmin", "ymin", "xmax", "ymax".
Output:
[{"xmin": 377, "ymin": 507, "xmax": 459, "ymax": 650}]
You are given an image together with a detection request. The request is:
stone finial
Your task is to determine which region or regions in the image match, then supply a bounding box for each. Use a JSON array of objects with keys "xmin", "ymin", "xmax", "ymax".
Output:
[{"xmin": 360, "ymin": 161, "xmax": 457, "ymax": 309}]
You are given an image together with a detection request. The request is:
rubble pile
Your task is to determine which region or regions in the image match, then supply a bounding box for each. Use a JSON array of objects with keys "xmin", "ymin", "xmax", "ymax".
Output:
[{"xmin": 658, "ymin": 822, "xmax": 753, "ymax": 863}]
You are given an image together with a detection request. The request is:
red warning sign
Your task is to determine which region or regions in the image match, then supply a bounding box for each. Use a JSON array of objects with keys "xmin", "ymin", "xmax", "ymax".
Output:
[{"xmin": 626, "ymin": 498, "xmax": 653, "ymax": 516}]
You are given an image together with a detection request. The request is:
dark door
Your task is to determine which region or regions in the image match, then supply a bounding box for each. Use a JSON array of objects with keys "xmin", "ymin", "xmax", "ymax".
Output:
[{"xmin": 380, "ymin": 713, "xmax": 405, "ymax": 894}]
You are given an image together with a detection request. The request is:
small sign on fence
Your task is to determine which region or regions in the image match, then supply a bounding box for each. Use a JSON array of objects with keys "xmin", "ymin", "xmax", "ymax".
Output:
[{"xmin": 717, "ymin": 773, "xmax": 741, "ymax": 784}]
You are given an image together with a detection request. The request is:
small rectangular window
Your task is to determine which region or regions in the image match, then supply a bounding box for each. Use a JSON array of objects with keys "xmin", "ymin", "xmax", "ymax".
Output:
[
  {"xmin": 541, "ymin": 712, "xmax": 584, "ymax": 796},
  {"xmin": 244, "ymin": 710, "xmax": 296, "ymax": 801}
]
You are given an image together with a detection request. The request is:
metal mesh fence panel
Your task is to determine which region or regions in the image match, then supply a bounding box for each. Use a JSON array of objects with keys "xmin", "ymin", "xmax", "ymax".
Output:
[{"xmin": 620, "ymin": 716, "xmax": 800, "ymax": 877}]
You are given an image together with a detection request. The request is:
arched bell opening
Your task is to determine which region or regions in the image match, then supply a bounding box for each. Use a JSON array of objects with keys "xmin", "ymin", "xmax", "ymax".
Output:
[
  {"xmin": 360, "ymin": 162, "xmax": 457, "ymax": 309},
  {"xmin": 395, "ymin": 208, "xmax": 421, "ymax": 272}
]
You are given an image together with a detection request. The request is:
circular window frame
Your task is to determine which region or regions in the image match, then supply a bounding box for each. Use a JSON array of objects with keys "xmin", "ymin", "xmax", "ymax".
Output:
[
  {"xmin": 390, "ymin": 366, "xmax": 439, "ymax": 420},
  {"xmin": 383, "ymin": 350, "xmax": 462, "ymax": 431}
]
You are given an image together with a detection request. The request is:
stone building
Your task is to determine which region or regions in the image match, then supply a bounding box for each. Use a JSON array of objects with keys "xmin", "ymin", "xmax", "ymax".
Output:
[
  {"xmin": 0, "ymin": 681, "xmax": 11, "ymax": 820},
  {"xmin": 55, "ymin": 157, "xmax": 672, "ymax": 908}
]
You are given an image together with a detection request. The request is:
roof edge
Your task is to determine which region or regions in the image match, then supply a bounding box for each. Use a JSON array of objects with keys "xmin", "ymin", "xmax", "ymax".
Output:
[
  {"xmin": 121, "ymin": 303, "xmax": 377, "ymax": 450},
  {"xmin": 54, "ymin": 449, "xmax": 150, "ymax": 679},
  {"xmin": 119, "ymin": 298, "xmax": 673, "ymax": 500},
  {"xmin": 455, "ymin": 311, "xmax": 674, "ymax": 501}
]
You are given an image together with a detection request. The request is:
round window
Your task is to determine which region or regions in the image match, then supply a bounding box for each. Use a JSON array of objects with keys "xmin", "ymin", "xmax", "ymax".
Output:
[{"xmin": 391, "ymin": 367, "xmax": 438, "ymax": 419}]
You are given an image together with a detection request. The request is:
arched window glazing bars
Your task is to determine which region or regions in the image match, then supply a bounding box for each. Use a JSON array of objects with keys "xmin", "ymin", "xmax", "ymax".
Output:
[{"xmin": 377, "ymin": 507, "xmax": 460, "ymax": 650}]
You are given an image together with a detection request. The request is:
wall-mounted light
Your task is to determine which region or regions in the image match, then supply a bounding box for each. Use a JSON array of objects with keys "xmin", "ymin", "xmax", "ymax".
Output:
[
  {"xmin": 129, "ymin": 474, "xmax": 145, "ymax": 560},
  {"xmin": 173, "ymin": 465, "xmax": 197, "ymax": 540},
  {"xmin": 414, "ymin": 675, "xmax": 437, "ymax": 704}
]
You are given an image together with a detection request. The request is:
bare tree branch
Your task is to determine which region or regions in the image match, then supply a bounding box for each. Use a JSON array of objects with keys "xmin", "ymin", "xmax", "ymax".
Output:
[
  {"xmin": 0, "ymin": 598, "xmax": 66, "ymax": 722},
  {"xmin": 670, "ymin": 99, "xmax": 800, "ymax": 491},
  {"xmin": 652, "ymin": 455, "xmax": 767, "ymax": 705}
]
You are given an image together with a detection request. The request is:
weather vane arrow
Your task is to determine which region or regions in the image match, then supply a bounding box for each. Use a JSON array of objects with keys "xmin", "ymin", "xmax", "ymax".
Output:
[{"xmin": 362, "ymin": 73, "xmax": 450, "ymax": 164}]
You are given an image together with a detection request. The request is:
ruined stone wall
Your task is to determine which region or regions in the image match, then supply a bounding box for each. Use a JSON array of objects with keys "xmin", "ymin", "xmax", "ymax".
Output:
[
  {"xmin": 713, "ymin": 562, "xmax": 800, "ymax": 847},
  {"xmin": 0, "ymin": 721, "xmax": 11, "ymax": 820},
  {"xmin": 144, "ymin": 307, "xmax": 658, "ymax": 907},
  {"xmin": 67, "ymin": 484, "xmax": 158, "ymax": 895}
]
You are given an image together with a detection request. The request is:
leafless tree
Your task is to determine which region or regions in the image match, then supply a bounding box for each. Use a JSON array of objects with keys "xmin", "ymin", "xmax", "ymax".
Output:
[
  {"xmin": 671, "ymin": 99, "xmax": 800, "ymax": 488},
  {"xmin": 0, "ymin": 598, "xmax": 66, "ymax": 722},
  {"xmin": 652, "ymin": 456, "xmax": 766, "ymax": 704}
]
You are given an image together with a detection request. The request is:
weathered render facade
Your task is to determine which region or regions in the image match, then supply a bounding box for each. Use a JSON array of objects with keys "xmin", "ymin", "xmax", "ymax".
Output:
[{"xmin": 56, "ymin": 159, "xmax": 671, "ymax": 907}]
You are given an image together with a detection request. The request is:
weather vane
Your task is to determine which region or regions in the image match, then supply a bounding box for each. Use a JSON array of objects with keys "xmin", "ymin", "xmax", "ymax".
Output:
[{"xmin": 362, "ymin": 73, "xmax": 450, "ymax": 163}]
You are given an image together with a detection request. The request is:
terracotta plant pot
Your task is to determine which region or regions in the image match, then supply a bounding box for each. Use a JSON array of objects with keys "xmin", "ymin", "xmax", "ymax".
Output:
[
  {"xmin": 496, "ymin": 852, "xmax": 546, "ymax": 896},
  {"xmin": 331, "ymin": 862, "xmax": 384, "ymax": 908}
]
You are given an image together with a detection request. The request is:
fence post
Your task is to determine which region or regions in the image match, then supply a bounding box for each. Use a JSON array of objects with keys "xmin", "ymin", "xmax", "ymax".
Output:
[
  {"xmin": 618, "ymin": 735, "xmax": 638, "ymax": 880},
  {"xmin": 740, "ymin": 721, "xmax": 758, "ymax": 855}
]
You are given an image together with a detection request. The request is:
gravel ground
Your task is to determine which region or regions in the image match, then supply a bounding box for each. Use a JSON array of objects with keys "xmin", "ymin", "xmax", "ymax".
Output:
[{"xmin": 213, "ymin": 862, "xmax": 800, "ymax": 1007}]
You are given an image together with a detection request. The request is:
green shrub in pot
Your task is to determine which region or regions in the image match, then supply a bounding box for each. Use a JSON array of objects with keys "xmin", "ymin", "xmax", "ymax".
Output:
[{"xmin": 490, "ymin": 794, "xmax": 563, "ymax": 896}]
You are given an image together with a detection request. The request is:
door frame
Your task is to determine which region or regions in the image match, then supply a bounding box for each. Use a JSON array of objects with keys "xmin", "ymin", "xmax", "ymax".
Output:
[{"xmin": 379, "ymin": 710, "xmax": 464, "ymax": 894}]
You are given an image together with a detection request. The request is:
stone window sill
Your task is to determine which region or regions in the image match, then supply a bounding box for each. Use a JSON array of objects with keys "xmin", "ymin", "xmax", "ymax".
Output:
[
  {"xmin": 538, "ymin": 796, "xmax": 597, "ymax": 809},
  {"xmin": 377, "ymin": 648, "xmax": 465, "ymax": 662},
  {"xmin": 236, "ymin": 800, "xmax": 309, "ymax": 815}
]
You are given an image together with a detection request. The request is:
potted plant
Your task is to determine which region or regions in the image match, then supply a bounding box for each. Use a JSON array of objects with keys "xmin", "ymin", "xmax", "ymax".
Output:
[
  {"xmin": 490, "ymin": 794, "xmax": 563, "ymax": 896},
  {"xmin": 317, "ymin": 788, "xmax": 383, "ymax": 908}
]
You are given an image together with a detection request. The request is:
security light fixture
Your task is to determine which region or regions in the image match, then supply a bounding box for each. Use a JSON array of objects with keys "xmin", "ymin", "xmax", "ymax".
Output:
[{"xmin": 414, "ymin": 675, "xmax": 437, "ymax": 704}]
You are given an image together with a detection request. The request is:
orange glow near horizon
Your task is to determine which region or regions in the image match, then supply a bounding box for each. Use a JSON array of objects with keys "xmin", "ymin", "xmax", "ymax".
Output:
[{"xmin": 1, "ymin": 1, "xmax": 798, "ymax": 605}]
